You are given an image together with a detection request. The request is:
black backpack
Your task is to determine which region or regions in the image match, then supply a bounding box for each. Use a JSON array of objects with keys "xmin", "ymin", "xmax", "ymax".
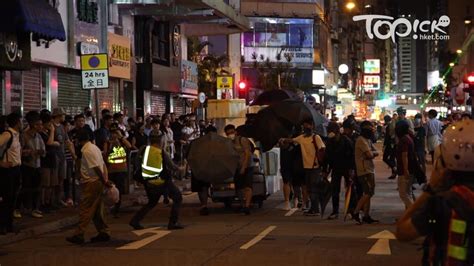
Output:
[{"xmin": 0, "ymin": 130, "xmax": 13, "ymax": 161}]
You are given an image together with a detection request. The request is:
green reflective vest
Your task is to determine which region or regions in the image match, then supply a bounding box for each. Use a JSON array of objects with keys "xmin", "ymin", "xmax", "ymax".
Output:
[{"xmin": 141, "ymin": 145, "xmax": 164, "ymax": 186}]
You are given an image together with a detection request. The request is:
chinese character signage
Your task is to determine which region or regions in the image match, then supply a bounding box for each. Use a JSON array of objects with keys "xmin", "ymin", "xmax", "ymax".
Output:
[
  {"xmin": 363, "ymin": 59, "xmax": 380, "ymax": 74},
  {"xmin": 363, "ymin": 75, "xmax": 380, "ymax": 90},
  {"xmin": 108, "ymin": 33, "xmax": 131, "ymax": 79},
  {"xmin": 181, "ymin": 60, "xmax": 198, "ymax": 90},
  {"xmin": 80, "ymin": 53, "xmax": 109, "ymax": 89}
]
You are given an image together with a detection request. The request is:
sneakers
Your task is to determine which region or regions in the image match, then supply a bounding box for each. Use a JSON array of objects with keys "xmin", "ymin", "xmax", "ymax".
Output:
[
  {"xmin": 168, "ymin": 222, "xmax": 184, "ymax": 230},
  {"xmin": 200, "ymin": 207, "xmax": 210, "ymax": 216},
  {"xmin": 13, "ymin": 209, "xmax": 22, "ymax": 219},
  {"xmin": 387, "ymin": 174, "xmax": 396, "ymax": 180},
  {"xmin": 90, "ymin": 232, "xmax": 111, "ymax": 243},
  {"xmin": 282, "ymin": 201, "xmax": 291, "ymax": 211},
  {"xmin": 66, "ymin": 198, "xmax": 74, "ymax": 207},
  {"xmin": 129, "ymin": 221, "xmax": 144, "ymax": 230},
  {"xmin": 352, "ymin": 212, "xmax": 362, "ymax": 224},
  {"xmin": 327, "ymin": 213, "xmax": 339, "ymax": 220},
  {"xmin": 66, "ymin": 235, "xmax": 85, "ymax": 245},
  {"xmin": 297, "ymin": 202, "xmax": 303, "ymax": 209},
  {"xmin": 31, "ymin": 210, "xmax": 43, "ymax": 218},
  {"xmin": 362, "ymin": 216, "xmax": 380, "ymax": 224},
  {"xmin": 304, "ymin": 210, "xmax": 320, "ymax": 216},
  {"xmin": 163, "ymin": 198, "xmax": 170, "ymax": 205}
]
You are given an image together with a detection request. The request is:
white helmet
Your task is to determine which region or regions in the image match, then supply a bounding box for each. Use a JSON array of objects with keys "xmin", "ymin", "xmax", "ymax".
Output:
[{"xmin": 441, "ymin": 120, "xmax": 474, "ymax": 172}]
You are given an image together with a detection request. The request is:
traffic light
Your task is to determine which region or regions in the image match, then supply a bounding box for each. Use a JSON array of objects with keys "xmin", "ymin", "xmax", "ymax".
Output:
[
  {"xmin": 463, "ymin": 72, "xmax": 474, "ymax": 95},
  {"xmin": 238, "ymin": 80, "xmax": 247, "ymax": 91}
]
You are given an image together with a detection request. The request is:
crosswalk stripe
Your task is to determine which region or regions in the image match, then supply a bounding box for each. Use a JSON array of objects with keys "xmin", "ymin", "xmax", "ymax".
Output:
[
  {"xmin": 240, "ymin": 226, "xmax": 277, "ymax": 250},
  {"xmin": 285, "ymin": 208, "xmax": 298, "ymax": 217}
]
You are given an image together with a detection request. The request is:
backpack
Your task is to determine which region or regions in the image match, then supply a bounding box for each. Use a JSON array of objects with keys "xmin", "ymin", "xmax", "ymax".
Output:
[
  {"xmin": 311, "ymin": 134, "xmax": 326, "ymax": 168},
  {"xmin": 407, "ymin": 135, "xmax": 427, "ymax": 184},
  {"xmin": 423, "ymin": 185, "xmax": 474, "ymax": 266},
  {"xmin": 0, "ymin": 130, "xmax": 13, "ymax": 161}
]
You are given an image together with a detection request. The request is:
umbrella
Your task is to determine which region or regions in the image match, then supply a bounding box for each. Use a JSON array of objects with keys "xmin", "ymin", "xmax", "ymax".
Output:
[
  {"xmin": 187, "ymin": 132, "xmax": 240, "ymax": 183},
  {"xmin": 318, "ymin": 177, "xmax": 332, "ymax": 218},
  {"xmin": 250, "ymin": 89, "xmax": 295, "ymax": 106},
  {"xmin": 343, "ymin": 181, "xmax": 353, "ymax": 222}
]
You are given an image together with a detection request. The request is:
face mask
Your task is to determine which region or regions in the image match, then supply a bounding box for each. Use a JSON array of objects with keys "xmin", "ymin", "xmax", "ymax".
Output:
[
  {"xmin": 328, "ymin": 132, "xmax": 336, "ymax": 138},
  {"xmin": 227, "ymin": 134, "xmax": 236, "ymax": 140},
  {"xmin": 303, "ymin": 128, "xmax": 312, "ymax": 135}
]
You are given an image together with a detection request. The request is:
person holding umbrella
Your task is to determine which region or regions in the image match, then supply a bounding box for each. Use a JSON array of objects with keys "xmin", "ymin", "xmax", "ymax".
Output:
[
  {"xmin": 224, "ymin": 124, "xmax": 254, "ymax": 215},
  {"xmin": 283, "ymin": 118, "xmax": 326, "ymax": 216},
  {"xmin": 129, "ymin": 130, "xmax": 186, "ymax": 230}
]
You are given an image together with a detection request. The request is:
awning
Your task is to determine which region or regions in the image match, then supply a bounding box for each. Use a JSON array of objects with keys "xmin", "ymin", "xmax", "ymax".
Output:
[
  {"xmin": 115, "ymin": 0, "xmax": 250, "ymax": 36},
  {"xmin": 0, "ymin": 0, "xmax": 66, "ymax": 41}
]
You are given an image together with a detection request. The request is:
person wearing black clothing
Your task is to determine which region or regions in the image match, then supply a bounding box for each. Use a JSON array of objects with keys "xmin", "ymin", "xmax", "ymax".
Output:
[
  {"xmin": 326, "ymin": 122, "xmax": 356, "ymax": 219},
  {"xmin": 382, "ymin": 115, "xmax": 397, "ymax": 179},
  {"xmin": 95, "ymin": 114, "xmax": 113, "ymax": 152},
  {"xmin": 171, "ymin": 115, "xmax": 185, "ymax": 161},
  {"xmin": 413, "ymin": 114, "xmax": 426, "ymax": 174},
  {"xmin": 129, "ymin": 130, "xmax": 185, "ymax": 230}
]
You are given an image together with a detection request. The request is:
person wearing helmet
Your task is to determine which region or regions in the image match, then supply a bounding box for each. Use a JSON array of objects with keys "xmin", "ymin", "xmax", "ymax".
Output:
[
  {"xmin": 396, "ymin": 120, "xmax": 474, "ymax": 265},
  {"xmin": 383, "ymin": 115, "xmax": 397, "ymax": 179}
]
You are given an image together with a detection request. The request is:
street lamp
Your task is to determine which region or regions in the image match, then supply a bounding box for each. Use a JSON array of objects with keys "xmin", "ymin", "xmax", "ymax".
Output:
[
  {"xmin": 449, "ymin": 62, "xmax": 455, "ymax": 67},
  {"xmin": 465, "ymin": 16, "xmax": 472, "ymax": 25},
  {"xmin": 456, "ymin": 49, "xmax": 463, "ymax": 54},
  {"xmin": 364, "ymin": 4, "xmax": 371, "ymax": 8},
  {"xmin": 346, "ymin": 1, "xmax": 356, "ymax": 11}
]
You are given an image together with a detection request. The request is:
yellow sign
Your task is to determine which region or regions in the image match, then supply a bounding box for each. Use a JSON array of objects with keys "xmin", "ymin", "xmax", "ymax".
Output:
[
  {"xmin": 108, "ymin": 33, "xmax": 131, "ymax": 79},
  {"xmin": 217, "ymin": 76, "xmax": 233, "ymax": 90},
  {"xmin": 80, "ymin": 54, "xmax": 108, "ymax": 70}
]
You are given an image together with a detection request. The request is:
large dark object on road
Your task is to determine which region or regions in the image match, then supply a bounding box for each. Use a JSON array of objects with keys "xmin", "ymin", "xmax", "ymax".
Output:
[{"xmin": 187, "ymin": 132, "xmax": 240, "ymax": 183}]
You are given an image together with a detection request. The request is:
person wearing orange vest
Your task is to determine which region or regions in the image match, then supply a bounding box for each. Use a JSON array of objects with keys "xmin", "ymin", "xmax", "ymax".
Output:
[
  {"xmin": 129, "ymin": 130, "xmax": 185, "ymax": 230},
  {"xmin": 396, "ymin": 120, "xmax": 474, "ymax": 266}
]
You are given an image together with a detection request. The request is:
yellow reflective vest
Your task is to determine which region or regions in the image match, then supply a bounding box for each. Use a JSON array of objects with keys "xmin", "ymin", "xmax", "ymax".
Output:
[
  {"xmin": 107, "ymin": 145, "xmax": 127, "ymax": 173},
  {"xmin": 142, "ymin": 145, "xmax": 165, "ymax": 186}
]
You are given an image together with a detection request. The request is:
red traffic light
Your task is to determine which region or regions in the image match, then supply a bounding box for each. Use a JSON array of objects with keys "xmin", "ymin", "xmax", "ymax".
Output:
[
  {"xmin": 238, "ymin": 81, "xmax": 247, "ymax": 90},
  {"xmin": 465, "ymin": 72, "xmax": 474, "ymax": 85}
]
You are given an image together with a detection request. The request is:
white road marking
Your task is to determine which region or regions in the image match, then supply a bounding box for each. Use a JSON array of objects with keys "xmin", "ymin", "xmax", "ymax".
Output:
[
  {"xmin": 285, "ymin": 208, "xmax": 298, "ymax": 217},
  {"xmin": 367, "ymin": 230, "xmax": 396, "ymax": 255},
  {"xmin": 117, "ymin": 227, "xmax": 171, "ymax": 250},
  {"xmin": 240, "ymin": 226, "xmax": 277, "ymax": 250}
]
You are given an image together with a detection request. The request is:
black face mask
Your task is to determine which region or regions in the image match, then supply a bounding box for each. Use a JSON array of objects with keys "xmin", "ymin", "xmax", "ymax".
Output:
[{"xmin": 303, "ymin": 128, "xmax": 312, "ymax": 136}]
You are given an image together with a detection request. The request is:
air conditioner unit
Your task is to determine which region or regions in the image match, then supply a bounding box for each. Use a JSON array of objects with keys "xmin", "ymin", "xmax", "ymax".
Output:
[{"xmin": 109, "ymin": 4, "xmax": 119, "ymax": 25}]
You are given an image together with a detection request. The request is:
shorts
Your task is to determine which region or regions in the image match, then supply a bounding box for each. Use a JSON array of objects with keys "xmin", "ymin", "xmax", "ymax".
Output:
[
  {"xmin": 234, "ymin": 167, "xmax": 254, "ymax": 190},
  {"xmin": 281, "ymin": 169, "xmax": 292, "ymax": 184},
  {"xmin": 41, "ymin": 168, "xmax": 59, "ymax": 187},
  {"xmin": 358, "ymin": 173, "xmax": 375, "ymax": 197}
]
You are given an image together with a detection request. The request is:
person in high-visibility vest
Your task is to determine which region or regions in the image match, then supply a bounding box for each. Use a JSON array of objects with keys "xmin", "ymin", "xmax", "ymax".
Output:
[
  {"xmin": 396, "ymin": 120, "xmax": 474, "ymax": 265},
  {"xmin": 129, "ymin": 129, "xmax": 185, "ymax": 230},
  {"xmin": 104, "ymin": 127, "xmax": 132, "ymax": 218}
]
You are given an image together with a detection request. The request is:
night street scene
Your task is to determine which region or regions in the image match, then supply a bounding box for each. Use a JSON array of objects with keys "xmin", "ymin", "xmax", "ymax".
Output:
[{"xmin": 0, "ymin": 0, "xmax": 473, "ymax": 265}]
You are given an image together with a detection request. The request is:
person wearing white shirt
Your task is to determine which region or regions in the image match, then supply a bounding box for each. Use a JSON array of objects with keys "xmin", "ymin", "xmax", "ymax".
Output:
[
  {"xmin": 66, "ymin": 129, "xmax": 110, "ymax": 245},
  {"xmin": 0, "ymin": 113, "xmax": 22, "ymax": 234}
]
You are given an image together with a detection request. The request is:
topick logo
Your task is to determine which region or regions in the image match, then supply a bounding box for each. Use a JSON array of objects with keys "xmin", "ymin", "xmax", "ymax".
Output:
[{"xmin": 353, "ymin": 15, "xmax": 450, "ymax": 42}]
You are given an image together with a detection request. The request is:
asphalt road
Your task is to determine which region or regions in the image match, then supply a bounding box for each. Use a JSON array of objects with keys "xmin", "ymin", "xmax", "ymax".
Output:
[{"xmin": 0, "ymin": 155, "xmax": 428, "ymax": 266}]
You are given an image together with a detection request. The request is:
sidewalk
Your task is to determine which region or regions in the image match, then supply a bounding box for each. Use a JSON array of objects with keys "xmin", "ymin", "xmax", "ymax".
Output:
[{"xmin": 0, "ymin": 187, "xmax": 147, "ymax": 246}]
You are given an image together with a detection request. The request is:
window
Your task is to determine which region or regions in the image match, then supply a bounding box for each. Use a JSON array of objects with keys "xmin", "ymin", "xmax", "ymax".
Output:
[{"xmin": 152, "ymin": 21, "xmax": 170, "ymax": 66}]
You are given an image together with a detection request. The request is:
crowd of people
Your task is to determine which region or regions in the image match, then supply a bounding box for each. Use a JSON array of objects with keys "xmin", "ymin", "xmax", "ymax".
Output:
[{"xmin": 0, "ymin": 106, "xmax": 215, "ymax": 236}]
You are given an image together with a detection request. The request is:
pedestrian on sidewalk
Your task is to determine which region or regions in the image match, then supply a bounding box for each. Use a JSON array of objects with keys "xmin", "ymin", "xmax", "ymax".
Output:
[
  {"xmin": 353, "ymin": 121, "xmax": 379, "ymax": 224},
  {"xmin": 413, "ymin": 114, "xmax": 427, "ymax": 174},
  {"xmin": 39, "ymin": 114, "xmax": 59, "ymax": 212},
  {"xmin": 129, "ymin": 130, "xmax": 185, "ymax": 230},
  {"xmin": 0, "ymin": 113, "xmax": 22, "ymax": 234},
  {"xmin": 62, "ymin": 117, "xmax": 76, "ymax": 207},
  {"xmin": 283, "ymin": 119, "xmax": 326, "ymax": 216},
  {"xmin": 279, "ymin": 133, "xmax": 297, "ymax": 211},
  {"xmin": 66, "ymin": 128, "xmax": 110, "ymax": 245},
  {"xmin": 382, "ymin": 115, "xmax": 397, "ymax": 179},
  {"xmin": 225, "ymin": 124, "xmax": 254, "ymax": 215},
  {"xmin": 325, "ymin": 122, "xmax": 355, "ymax": 220},
  {"xmin": 104, "ymin": 126, "xmax": 132, "ymax": 218},
  {"xmin": 395, "ymin": 120, "xmax": 415, "ymax": 209},
  {"xmin": 20, "ymin": 111, "xmax": 46, "ymax": 218}
]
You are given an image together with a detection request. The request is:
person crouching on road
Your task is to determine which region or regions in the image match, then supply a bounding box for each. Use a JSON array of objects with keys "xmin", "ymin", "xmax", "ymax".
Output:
[
  {"xmin": 129, "ymin": 130, "xmax": 185, "ymax": 230},
  {"xmin": 396, "ymin": 120, "xmax": 474, "ymax": 266},
  {"xmin": 224, "ymin": 124, "xmax": 254, "ymax": 215},
  {"xmin": 66, "ymin": 128, "xmax": 110, "ymax": 245}
]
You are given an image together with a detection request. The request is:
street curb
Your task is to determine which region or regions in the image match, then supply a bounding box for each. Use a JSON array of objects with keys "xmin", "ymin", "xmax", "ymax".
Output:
[{"xmin": 0, "ymin": 215, "xmax": 79, "ymax": 246}]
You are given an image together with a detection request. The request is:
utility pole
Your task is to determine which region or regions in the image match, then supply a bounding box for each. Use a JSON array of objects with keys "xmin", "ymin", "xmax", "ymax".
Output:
[{"xmin": 97, "ymin": 0, "xmax": 108, "ymax": 125}]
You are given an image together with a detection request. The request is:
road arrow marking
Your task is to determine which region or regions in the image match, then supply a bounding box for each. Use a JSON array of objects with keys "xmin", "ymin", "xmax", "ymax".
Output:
[
  {"xmin": 240, "ymin": 226, "xmax": 277, "ymax": 250},
  {"xmin": 117, "ymin": 227, "xmax": 171, "ymax": 250},
  {"xmin": 285, "ymin": 208, "xmax": 298, "ymax": 217},
  {"xmin": 367, "ymin": 230, "xmax": 396, "ymax": 255}
]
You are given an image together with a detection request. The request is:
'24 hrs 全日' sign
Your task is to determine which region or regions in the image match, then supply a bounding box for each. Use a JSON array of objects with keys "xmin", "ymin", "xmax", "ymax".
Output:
[{"xmin": 81, "ymin": 53, "xmax": 109, "ymax": 89}]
